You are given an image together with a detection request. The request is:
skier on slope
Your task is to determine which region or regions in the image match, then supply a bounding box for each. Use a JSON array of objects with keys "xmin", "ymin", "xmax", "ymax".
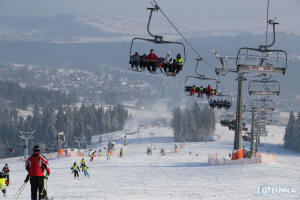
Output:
[
  {"xmin": 25, "ymin": 145, "xmax": 50, "ymax": 200},
  {"xmin": 119, "ymin": 148, "xmax": 124, "ymax": 158},
  {"xmin": 80, "ymin": 158, "xmax": 85, "ymax": 168},
  {"xmin": 81, "ymin": 164, "xmax": 89, "ymax": 177},
  {"xmin": 71, "ymin": 161, "xmax": 80, "ymax": 179},
  {"xmin": 98, "ymin": 149, "xmax": 102, "ymax": 157},
  {"xmin": 0, "ymin": 172, "xmax": 8, "ymax": 197},
  {"xmin": 2, "ymin": 164, "xmax": 10, "ymax": 186},
  {"xmin": 90, "ymin": 151, "xmax": 96, "ymax": 162},
  {"xmin": 160, "ymin": 148, "xmax": 165, "ymax": 156},
  {"xmin": 147, "ymin": 147, "xmax": 151, "ymax": 156}
]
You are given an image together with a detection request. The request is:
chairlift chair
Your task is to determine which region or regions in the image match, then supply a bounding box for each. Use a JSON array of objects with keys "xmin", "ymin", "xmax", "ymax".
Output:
[
  {"xmin": 236, "ymin": 18, "xmax": 287, "ymax": 75},
  {"xmin": 259, "ymin": 130, "xmax": 269, "ymax": 137},
  {"xmin": 248, "ymin": 79, "xmax": 280, "ymax": 96},
  {"xmin": 255, "ymin": 114, "xmax": 272, "ymax": 123},
  {"xmin": 252, "ymin": 97, "xmax": 275, "ymax": 112},
  {"xmin": 212, "ymin": 50, "xmax": 237, "ymax": 76},
  {"xmin": 254, "ymin": 126, "xmax": 268, "ymax": 137},
  {"xmin": 184, "ymin": 75, "xmax": 219, "ymax": 97},
  {"xmin": 129, "ymin": 5, "xmax": 186, "ymax": 76},
  {"xmin": 185, "ymin": 58, "xmax": 220, "ymax": 97},
  {"xmin": 254, "ymin": 114, "xmax": 272, "ymax": 125},
  {"xmin": 255, "ymin": 125, "xmax": 268, "ymax": 137},
  {"xmin": 213, "ymin": 93, "xmax": 233, "ymax": 110}
]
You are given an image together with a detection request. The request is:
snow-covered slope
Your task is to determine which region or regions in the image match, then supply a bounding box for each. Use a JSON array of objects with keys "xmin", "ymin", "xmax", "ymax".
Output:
[{"xmin": 1, "ymin": 124, "xmax": 299, "ymax": 200}]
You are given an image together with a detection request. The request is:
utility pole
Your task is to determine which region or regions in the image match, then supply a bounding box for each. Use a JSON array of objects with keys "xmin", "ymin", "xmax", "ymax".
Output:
[{"xmin": 18, "ymin": 131, "xmax": 35, "ymax": 160}]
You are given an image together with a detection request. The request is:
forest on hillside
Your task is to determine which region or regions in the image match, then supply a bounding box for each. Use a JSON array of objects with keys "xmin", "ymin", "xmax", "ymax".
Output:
[
  {"xmin": 0, "ymin": 103, "xmax": 129, "ymax": 158},
  {"xmin": 171, "ymin": 101, "xmax": 216, "ymax": 142},
  {"xmin": 0, "ymin": 80, "xmax": 77, "ymax": 109},
  {"xmin": 0, "ymin": 81, "xmax": 129, "ymax": 158},
  {"xmin": 284, "ymin": 111, "xmax": 300, "ymax": 152}
]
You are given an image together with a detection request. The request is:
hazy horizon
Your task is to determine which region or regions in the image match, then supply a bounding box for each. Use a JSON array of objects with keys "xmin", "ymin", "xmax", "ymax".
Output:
[
  {"xmin": 0, "ymin": 0, "xmax": 299, "ymax": 19},
  {"xmin": 0, "ymin": 0, "xmax": 299, "ymax": 37}
]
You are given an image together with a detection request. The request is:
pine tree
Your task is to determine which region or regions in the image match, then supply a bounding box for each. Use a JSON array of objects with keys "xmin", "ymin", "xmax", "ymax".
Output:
[
  {"xmin": 284, "ymin": 111, "xmax": 295, "ymax": 148},
  {"xmin": 171, "ymin": 107, "xmax": 183, "ymax": 141},
  {"xmin": 292, "ymin": 112, "xmax": 300, "ymax": 151}
]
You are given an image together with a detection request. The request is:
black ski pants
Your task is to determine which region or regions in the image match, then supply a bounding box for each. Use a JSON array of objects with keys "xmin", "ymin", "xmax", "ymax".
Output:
[
  {"xmin": 74, "ymin": 170, "xmax": 79, "ymax": 178},
  {"xmin": 30, "ymin": 176, "xmax": 45, "ymax": 200}
]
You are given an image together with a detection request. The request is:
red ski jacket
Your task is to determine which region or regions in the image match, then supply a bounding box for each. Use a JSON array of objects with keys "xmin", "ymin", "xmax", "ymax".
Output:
[
  {"xmin": 147, "ymin": 53, "xmax": 158, "ymax": 62},
  {"xmin": 25, "ymin": 153, "xmax": 50, "ymax": 177},
  {"xmin": 2, "ymin": 167, "xmax": 10, "ymax": 174}
]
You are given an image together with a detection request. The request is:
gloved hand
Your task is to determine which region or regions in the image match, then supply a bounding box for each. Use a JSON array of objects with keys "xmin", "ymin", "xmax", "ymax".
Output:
[
  {"xmin": 45, "ymin": 173, "xmax": 49, "ymax": 180},
  {"xmin": 24, "ymin": 175, "xmax": 30, "ymax": 183}
]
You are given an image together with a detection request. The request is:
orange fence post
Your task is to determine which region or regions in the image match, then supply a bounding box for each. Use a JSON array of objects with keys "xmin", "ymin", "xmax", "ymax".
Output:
[
  {"xmin": 58, "ymin": 149, "xmax": 63, "ymax": 157},
  {"xmin": 64, "ymin": 149, "xmax": 68, "ymax": 156},
  {"xmin": 232, "ymin": 148, "xmax": 243, "ymax": 160}
]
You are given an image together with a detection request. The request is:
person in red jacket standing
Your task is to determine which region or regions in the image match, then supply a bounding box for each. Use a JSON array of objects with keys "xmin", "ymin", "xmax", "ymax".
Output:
[{"xmin": 25, "ymin": 145, "xmax": 50, "ymax": 200}]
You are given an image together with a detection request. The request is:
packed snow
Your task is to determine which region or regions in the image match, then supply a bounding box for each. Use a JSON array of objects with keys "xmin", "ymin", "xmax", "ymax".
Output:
[{"xmin": 1, "ymin": 124, "xmax": 299, "ymax": 200}]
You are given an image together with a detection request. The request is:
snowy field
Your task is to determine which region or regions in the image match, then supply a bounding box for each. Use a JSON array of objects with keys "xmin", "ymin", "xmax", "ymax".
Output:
[{"xmin": 1, "ymin": 124, "xmax": 299, "ymax": 200}]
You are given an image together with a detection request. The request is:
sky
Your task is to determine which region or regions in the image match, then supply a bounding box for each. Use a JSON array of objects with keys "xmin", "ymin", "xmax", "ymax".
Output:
[
  {"xmin": 0, "ymin": 0, "xmax": 299, "ymax": 20},
  {"xmin": 0, "ymin": 0, "xmax": 299, "ymax": 37}
]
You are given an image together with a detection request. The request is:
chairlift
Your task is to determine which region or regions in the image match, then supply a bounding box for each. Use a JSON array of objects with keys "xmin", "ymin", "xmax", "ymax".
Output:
[
  {"xmin": 236, "ymin": 18, "xmax": 287, "ymax": 75},
  {"xmin": 254, "ymin": 113, "xmax": 272, "ymax": 125},
  {"xmin": 209, "ymin": 93, "xmax": 233, "ymax": 110},
  {"xmin": 129, "ymin": 5, "xmax": 186, "ymax": 76},
  {"xmin": 242, "ymin": 134, "xmax": 251, "ymax": 142},
  {"xmin": 255, "ymin": 113, "xmax": 272, "ymax": 122},
  {"xmin": 184, "ymin": 75, "xmax": 219, "ymax": 98},
  {"xmin": 212, "ymin": 50, "xmax": 237, "ymax": 76},
  {"xmin": 220, "ymin": 112, "xmax": 235, "ymax": 127},
  {"xmin": 184, "ymin": 58, "xmax": 220, "ymax": 96},
  {"xmin": 248, "ymin": 79, "xmax": 280, "ymax": 96},
  {"xmin": 252, "ymin": 98, "xmax": 275, "ymax": 111},
  {"xmin": 254, "ymin": 125, "xmax": 268, "ymax": 137}
]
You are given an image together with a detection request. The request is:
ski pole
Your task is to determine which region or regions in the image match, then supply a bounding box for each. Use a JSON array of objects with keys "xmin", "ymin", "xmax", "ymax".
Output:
[
  {"xmin": 41, "ymin": 176, "xmax": 49, "ymax": 200},
  {"xmin": 14, "ymin": 181, "xmax": 28, "ymax": 200},
  {"xmin": 45, "ymin": 176, "xmax": 48, "ymax": 195}
]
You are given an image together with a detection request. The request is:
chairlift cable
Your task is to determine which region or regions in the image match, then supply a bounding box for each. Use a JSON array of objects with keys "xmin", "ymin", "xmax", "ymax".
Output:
[
  {"xmin": 152, "ymin": 0, "xmax": 202, "ymax": 60},
  {"xmin": 152, "ymin": 0, "xmax": 229, "ymax": 96},
  {"xmin": 152, "ymin": 0, "xmax": 217, "ymax": 71}
]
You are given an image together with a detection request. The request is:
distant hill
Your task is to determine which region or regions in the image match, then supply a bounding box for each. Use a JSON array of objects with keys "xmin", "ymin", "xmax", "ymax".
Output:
[
  {"xmin": 0, "ymin": 80, "xmax": 76, "ymax": 110},
  {"xmin": 0, "ymin": 33, "xmax": 298, "ymax": 97}
]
